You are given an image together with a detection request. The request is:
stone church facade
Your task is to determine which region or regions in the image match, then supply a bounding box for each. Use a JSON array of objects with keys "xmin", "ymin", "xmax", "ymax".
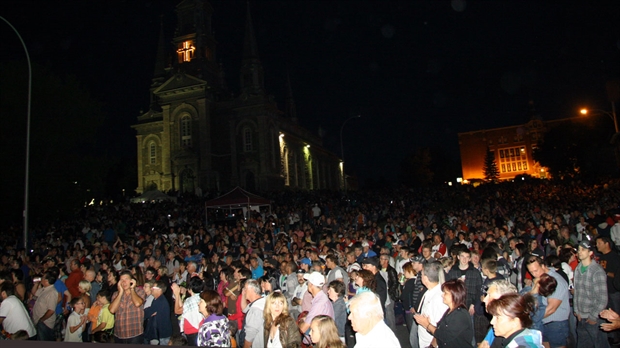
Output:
[{"xmin": 132, "ymin": 0, "xmax": 342, "ymax": 194}]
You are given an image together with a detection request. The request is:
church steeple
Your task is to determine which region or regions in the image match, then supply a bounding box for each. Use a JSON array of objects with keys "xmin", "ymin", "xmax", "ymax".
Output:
[
  {"xmin": 152, "ymin": 17, "xmax": 167, "ymax": 87},
  {"xmin": 285, "ymin": 70, "xmax": 297, "ymax": 123},
  {"xmin": 240, "ymin": 2, "xmax": 265, "ymax": 96},
  {"xmin": 172, "ymin": 0, "xmax": 222, "ymax": 87}
]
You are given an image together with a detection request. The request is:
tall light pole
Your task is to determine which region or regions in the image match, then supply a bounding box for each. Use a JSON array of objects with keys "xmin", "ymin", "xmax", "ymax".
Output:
[
  {"xmin": 340, "ymin": 115, "xmax": 361, "ymax": 191},
  {"xmin": 580, "ymin": 103, "xmax": 620, "ymax": 173},
  {"xmin": 580, "ymin": 104, "xmax": 619, "ymax": 133},
  {"xmin": 1, "ymin": 16, "xmax": 32, "ymax": 250}
]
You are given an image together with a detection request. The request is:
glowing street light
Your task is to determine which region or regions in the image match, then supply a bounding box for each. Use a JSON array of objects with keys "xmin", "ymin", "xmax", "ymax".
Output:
[
  {"xmin": 580, "ymin": 107, "xmax": 618, "ymax": 133},
  {"xmin": 580, "ymin": 106, "xmax": 620, "ymax": 173}
]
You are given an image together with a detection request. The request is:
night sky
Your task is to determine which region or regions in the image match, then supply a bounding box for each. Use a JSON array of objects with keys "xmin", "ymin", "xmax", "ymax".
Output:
[{"xmin": 3, "ymin": 0, "xmax": 620, "ymax": 184}]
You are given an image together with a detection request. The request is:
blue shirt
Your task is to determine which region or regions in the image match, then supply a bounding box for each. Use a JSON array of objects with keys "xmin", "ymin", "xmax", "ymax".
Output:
[
  {"xmin": 54, "ymin": 279, "xmax": 68, "ymax": 314},
  {"xmin": 251, "ymin": 265, "xmax": 264, "ymax": 280}
]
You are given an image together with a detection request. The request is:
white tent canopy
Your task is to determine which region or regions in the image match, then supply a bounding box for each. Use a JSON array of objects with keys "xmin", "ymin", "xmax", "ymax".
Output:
[{"xmin": 130, "ymin": 190, "xmax": 177, "ymax": 203}]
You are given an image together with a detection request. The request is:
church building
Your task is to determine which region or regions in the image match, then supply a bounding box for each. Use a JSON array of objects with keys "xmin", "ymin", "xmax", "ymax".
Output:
[{"xmin": 132, "ymin": 0, "xmax": 343, "ymax": 194}]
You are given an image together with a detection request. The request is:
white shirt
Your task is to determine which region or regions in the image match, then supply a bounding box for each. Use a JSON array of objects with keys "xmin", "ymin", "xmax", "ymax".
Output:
[
  {"xmin": 396, "ymin": 258, "xmax": 408, "ymax": 275},
  {"xmin": 64, "ymin": 311, "xmax": 84, "ymax": 342},
  {"xmin": 611, "ymin": 222, "xmax": 620, "ymax": 247},
  {"xmin": 417, "ymin": 284, "xmax": 448, "ymax": 348},
  {"xmin": 291, "ymin": 283, "xmax": 308, "ymax": 312},
  {"xmin": 0, "ymin": 295, "xmax": 36, "ymax": 337},
  {"xmin": 354, "ymin": 319, "xmax": 401, "ymax": 348},
  {"xmin": 266, "ymin": 326, "xmax": 283, "ymax": 348},
  {"xmin": 312, "ymin": 206, "xmax": 321, "ymax": 217}
]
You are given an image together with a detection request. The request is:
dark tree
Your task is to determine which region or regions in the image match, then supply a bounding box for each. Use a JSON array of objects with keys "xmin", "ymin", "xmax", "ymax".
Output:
[
  {"xmin": 0, "ymin": 61, "xmax": 107, "ymax": 223},
  {"xmin": 483, "ymin": 147, "xmax": 500, "ymax": 182},
  {"xmin": 399, "ymin": 147, "xmax": 434, "ymax": 187},
  {"xmin": 533, "ymin": 117, "xmax": 615, "ymax": 180},
  {"xmin": 428, "ymin": 146, "xmax": 460, "ymax": 185}
]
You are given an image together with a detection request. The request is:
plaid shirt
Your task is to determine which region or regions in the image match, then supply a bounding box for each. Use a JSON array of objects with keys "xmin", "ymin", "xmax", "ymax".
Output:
[
  {"xmin": 447, "ymin": 263, "xmax": 482, "ymax": 308},
  {"xmin": 574, "ymin": 261, "xmax": 608, "ymax": 322},
  {"xmin": 112, "ymin": 287, "xmax": 145, "ymax": 339},
  {"xmin": 183, "ymin": 293, "xmax": 203, "ymax": 334}
]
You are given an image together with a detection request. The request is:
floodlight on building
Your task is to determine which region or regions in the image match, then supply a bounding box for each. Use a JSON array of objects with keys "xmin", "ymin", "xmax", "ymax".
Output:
[
  {"xmin": 448, "ymin": 181, "xmax": 453, "ymax": 186},
  {"xmin": 456, "ymin": 177, "xmax": 463, "ymax": 183}
]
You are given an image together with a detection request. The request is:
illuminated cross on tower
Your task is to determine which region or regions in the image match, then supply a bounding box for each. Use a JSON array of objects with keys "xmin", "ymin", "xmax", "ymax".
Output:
[{"xmin": 177, "ymin": 41, "xmax": 195, "ymax": 62}]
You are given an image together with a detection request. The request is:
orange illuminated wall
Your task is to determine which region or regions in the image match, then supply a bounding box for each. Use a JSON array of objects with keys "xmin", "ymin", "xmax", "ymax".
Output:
[{"xmin": 458, "ymin": 120, "xmax": 545, "ymax": 181}]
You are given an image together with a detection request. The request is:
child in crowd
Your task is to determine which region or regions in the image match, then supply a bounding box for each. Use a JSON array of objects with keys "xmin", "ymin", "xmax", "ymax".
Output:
[{"xmin": 64, "ymin": 297, "xmax": 88, "ymax": 342}]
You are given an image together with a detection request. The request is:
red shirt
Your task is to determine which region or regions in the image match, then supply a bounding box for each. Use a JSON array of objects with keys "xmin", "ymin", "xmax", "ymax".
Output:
[{"xmin": 65, "ymin": 269, "xmax": 84, "ymax": 298}]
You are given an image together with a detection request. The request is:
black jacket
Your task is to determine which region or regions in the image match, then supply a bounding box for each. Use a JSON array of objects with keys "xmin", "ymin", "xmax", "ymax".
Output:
[
  {"xmin": 374, "ymin": 272, "xmax": 387, "ymax": 313},
  {"xmin": 384, "ymin": 265, "xmax": 400, "ymax": 302}
]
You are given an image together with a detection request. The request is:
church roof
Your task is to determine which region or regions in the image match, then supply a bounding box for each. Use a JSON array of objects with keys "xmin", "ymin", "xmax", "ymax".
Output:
[{"xmin": 153, "ymin": 73, "xmax": 207, "ymax": 96}]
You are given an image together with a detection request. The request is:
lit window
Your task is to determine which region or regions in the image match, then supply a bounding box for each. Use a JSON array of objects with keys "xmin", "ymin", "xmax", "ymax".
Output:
[
  {"xmin": 498, "ymin": 146, "xmax": 528, "ymax": 174},
  {"xmin": 149, "ymin": 142, "xmax": 156, "ymax": 164},
  {"xmin": 244, "ymin": 128, "xmax": 253, "ymax": 152},
  {"xmin": 177, "ymin": 41, "xmax": 195, "ymax": 63},
  {"xmin": 181, "ymin": 115, "xmax": 192, "ymax": 147}
]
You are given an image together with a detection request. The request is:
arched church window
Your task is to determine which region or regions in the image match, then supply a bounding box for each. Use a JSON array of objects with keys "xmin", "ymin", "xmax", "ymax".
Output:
[
  {"xmin": 244, "ymin": 127, "xmax": 253, "ymax": 152},
  {"xmin": 181, "ymin": 115, "xmax": 192, "ymax": 147},
  {"xmin": 149, "ymin": 142, "xmax": 156, "ymax": 164}
]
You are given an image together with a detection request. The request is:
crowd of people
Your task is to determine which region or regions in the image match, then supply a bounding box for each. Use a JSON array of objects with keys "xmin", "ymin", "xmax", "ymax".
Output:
[{"xmin": 1, "ymin": 178, "xmax": 620, "ymax": 348}]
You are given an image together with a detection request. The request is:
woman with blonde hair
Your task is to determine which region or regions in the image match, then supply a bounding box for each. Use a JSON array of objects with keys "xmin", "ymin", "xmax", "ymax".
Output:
[
  {"xmin": 310, "ymin": 315, "xmax": 346, "ymax": 348},
  {"xmin": 263, "ymin": 291, "xmax": 301, "ymax": 348},
  {"xmin": 78, "ymin": 280, "xmax": 92, "ymax": 310},
  {"xmin": 78, "ymin": 279, "xmax": 93, "ymax": 341}
]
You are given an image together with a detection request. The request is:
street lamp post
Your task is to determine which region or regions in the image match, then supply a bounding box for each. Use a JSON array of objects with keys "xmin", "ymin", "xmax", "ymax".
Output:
[
  {"xmin": 1, "ymin": 16, "xmax": 32, "ymax": 250},
  {"xmin": 580, "ymin": 104, "xmax": 618, "ymax": 133},
  {"xmin": 580, "ymin": 103, "xmax": 620, "ymax": 173},
  {"xmin": 340, "ymin": 115, "xmax": 361, "ymax": 191}
]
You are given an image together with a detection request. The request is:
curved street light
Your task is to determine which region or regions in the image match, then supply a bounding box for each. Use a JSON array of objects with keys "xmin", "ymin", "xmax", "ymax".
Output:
[
  {"xmin": 1, "ymin": 16, "xmax": 32, "ymax": 250},
  {"xmin": 581, "ymin": 104, "xmax": 620, "ymax": 173},
  {"xmin": 580, "ymin": 107, "xmax": 618, "ymax": 133},
  {"xmin": 340, "ymin": 115, "xmax": 361, "ymax": 191}
]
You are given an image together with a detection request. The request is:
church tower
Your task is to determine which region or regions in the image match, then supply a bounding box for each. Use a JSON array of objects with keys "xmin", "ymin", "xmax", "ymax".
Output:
[
  {"xmin": 133, "ymin": 1, "xmax": 344, "ymax": 194},
  {"xmin": 173, "ymin": 0, "xmax": 223, "ymax": 89},
  {"xmin": 240, "ymin": 2, "xmax": 265, "ymax": 96}
]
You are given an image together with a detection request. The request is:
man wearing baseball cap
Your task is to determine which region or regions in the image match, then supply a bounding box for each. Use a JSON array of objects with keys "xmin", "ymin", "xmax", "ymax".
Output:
[
  {"xmin": 361, "ymin": 257, "xmax": 387, "ymax": 316},
  {"xmin": 298, "ymin": 272, "xmax": 334, "ymax": 337},
  {"xmin": 574, "ymin": 240, "xmax": 608, "ymax": 347}
]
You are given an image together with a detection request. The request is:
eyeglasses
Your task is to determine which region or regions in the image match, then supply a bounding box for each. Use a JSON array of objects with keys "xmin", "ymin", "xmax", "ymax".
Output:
[{"xmin": 481, "ymin": 285, "xmax": 489, "ymax": 297}]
